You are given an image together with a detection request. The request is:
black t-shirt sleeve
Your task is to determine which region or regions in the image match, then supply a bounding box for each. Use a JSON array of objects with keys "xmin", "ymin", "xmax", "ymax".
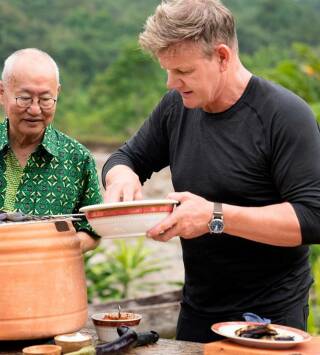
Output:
[
  {"xmin": 269, "ymin": 93, "xmax": 320, "ymax": 244},
  {"xmin": 102, "ymin": 92, "xmax": 175, "ymax": 188}
]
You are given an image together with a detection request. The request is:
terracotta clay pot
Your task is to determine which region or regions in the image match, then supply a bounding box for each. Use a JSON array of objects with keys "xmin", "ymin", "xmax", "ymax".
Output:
[{"xmin": 0, "ymin": 220, "xmax": 87, "ymax": 340}]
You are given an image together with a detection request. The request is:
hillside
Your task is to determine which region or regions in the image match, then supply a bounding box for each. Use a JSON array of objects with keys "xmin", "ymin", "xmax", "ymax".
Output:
[{"xmin": 0, "ymin": 0, "xmax": 319, "ymax": 143}]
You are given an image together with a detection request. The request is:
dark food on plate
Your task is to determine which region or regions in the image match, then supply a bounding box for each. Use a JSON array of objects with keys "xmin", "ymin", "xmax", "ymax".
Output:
[
  {"xmin": 235, "ymin": 324, "xmax": 295, "ymax": 341},
  {"xmin": 274, "ymin": 335, "xmax": 296, "ymax": 341},
  {"xmin": 235, "ymin": 324, "xmax": 277, "ymax": 338}
]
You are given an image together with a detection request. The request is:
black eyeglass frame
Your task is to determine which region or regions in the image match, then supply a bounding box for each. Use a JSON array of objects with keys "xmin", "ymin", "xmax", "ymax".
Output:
[{"xmin": 15, "ymin": 96, "xmax": 57, "ymax": 109}]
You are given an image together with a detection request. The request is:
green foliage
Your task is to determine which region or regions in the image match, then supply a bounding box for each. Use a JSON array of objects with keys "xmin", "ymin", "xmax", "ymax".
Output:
[
  {"xmin": 244, "ymin": 44, "xmax": 320, "ymax": 115},
  {"xmin": 88, "ymin": 40, "xmax": 166, "ymax": 137},
  {"xmin": 53, "ymin": 40, "xmax": 166, "ymax": 142},
  {"xmin": 241, "ymin": 46, "xmax": 291, "ymax": 72},
  {"xmin": 308, "ymin": 246, "xmax": 320, "ymax": 334},
  {"xmin": 84, "ymin": 238, "xmax": 167, "ymax": 303},
  {"xmin": 311, "ymin": 102, "xmax": 320, "ymax": 122},
  {"xmin": 1, "ymin": 0, "xmax": 320, "ymax": 144},
  {"xmin": 0, "ymin": 0, "xmax": 160, "ymax": 84},
  {"xmin": 225, "ymin": 0, "xmax": 320, "ymax": 53}
]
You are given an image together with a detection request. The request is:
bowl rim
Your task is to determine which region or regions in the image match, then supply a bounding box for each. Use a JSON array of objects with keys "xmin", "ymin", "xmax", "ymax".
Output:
[
  {"xmin": 79, "ymin": 199, "xmax": 178, "ymax": 213},
  {"xmin": 54, "ymin": 332, "xmax": 92, "ymax": 342},
  {"xmin": 22, "ymin": 344, "xmax": 62, "ymax": 354},
  {"xmin": 91, "ymin": 312, "xmax": 142, "ymax": 327}
]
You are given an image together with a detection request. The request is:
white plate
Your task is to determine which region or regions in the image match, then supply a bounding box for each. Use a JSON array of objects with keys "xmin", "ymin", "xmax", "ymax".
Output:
[
  {"xmin": 211, "ymin": 321, "xmax": 311, "ymax": 350},
  {"xmin": 79, "ymin": 199, "xmax": 179, "ymax": 212}
]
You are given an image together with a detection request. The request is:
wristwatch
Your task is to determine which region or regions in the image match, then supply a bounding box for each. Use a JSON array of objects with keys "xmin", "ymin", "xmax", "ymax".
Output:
[{"xmin": 208, "ymin": 202, "xmax": 224, "ymax": 234}]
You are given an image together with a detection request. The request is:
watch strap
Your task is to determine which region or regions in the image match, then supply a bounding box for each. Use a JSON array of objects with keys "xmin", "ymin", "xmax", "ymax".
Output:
[{"xmin": 213, "ymin": 202, "xmax": 223, "ymax": 217}]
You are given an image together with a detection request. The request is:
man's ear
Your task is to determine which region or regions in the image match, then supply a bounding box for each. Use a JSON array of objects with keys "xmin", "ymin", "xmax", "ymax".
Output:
[
  {"xmin": 0, "ymin": 81, "xmax": 4, "ymax": 105},
  {"xmin": 56, "ymin": 84, "xmax": 61, "ymax": 98},
  {"xmin": 215, "ymin": 44, "xmax": 231, "ymax": 72}
]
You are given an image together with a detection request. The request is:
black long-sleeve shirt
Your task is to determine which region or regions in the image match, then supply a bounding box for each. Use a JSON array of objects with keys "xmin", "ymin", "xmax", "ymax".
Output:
[{"xmin": 103, "ymin": 76, "xmax": 320, "ymax": 316}]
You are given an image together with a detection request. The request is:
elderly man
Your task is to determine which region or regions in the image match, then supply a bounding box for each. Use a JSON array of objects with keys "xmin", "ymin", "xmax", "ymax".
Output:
[
  {"xmin": 0, "ymin": 48, "xmax": 102, "ymax": 252},
  {"xmin": 102, "ymin": 0, "xmax": 320, "ymax": 343}
]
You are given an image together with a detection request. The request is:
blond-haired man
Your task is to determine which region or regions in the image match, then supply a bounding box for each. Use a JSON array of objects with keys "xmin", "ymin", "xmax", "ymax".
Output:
[{"xmin": 103, "ymin": 0, "xmax": 320, "ymax": 342}]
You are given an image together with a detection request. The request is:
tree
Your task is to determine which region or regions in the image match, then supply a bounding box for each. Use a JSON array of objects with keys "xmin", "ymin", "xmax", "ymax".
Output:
[{"xmin": 88, "ymin": 40, "xmax": 166, "ymax": 139}]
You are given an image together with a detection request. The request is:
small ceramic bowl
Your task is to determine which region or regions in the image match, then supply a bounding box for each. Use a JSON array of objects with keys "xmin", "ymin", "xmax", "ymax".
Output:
[
  {"xmin": 22, "ymin": 344, "xmax": 62, "ymax": 355},
  {"xmin": 92, "ymin": 312, "xmax": 142, "ymax": 342},
  {"xmin": 80, "ymin": 199, "xmax": 178, "ymax": 239},
  {"xmin": 54, "ymin": 332, "xmax": 92, "ymax": 353}
]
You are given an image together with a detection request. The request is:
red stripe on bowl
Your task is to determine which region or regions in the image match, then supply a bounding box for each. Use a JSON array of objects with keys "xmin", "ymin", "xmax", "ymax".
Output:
[
  {"xmin": 87, "ymin": 205, "xmax": 173, "ymax": 219},
  {"xmin": 92, "ymin": 318, "xmax": 141, "ymax": 327}
]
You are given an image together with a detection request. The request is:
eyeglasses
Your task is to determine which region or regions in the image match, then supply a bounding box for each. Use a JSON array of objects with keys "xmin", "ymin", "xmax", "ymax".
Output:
[{"xmin": 15, "ymin": 96, "xmax": 57, "ymax": 110}]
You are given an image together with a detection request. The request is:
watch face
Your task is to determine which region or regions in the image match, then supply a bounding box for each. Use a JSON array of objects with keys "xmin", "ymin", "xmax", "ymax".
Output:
[{"xmin": 210, "ymin": 218, "xmax": 224, "ymax": 234}]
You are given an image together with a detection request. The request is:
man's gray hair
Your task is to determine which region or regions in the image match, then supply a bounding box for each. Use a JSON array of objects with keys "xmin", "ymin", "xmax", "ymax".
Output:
[
  {"xmin": 139, "ymin": 0, "xmax": 238, "ymax": 57},
  {"xmin": 1, "ymin": 48, "xmax": 60, "ymax": 84}
]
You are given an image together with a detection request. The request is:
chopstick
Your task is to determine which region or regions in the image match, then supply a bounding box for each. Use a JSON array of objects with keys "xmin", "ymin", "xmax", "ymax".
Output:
[{"xmin": 50, "ymin": 213, "xmax": 86, "ymax": 218}]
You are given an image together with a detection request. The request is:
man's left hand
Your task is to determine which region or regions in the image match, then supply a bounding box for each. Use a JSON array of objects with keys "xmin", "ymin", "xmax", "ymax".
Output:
[
  {"xmin": 147, "ymin": 191, "xmax": 213, "ymax": 242},
  {"xmin": 77, "ymin": 231, "xmax": 100, "ymax": 253}
]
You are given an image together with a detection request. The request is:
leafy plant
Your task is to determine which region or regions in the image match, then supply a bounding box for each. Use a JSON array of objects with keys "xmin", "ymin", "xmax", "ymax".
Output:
[
  {"xmin": 308, "ymin": 245, "xmax": 320, "ymax": 334},
  {"xmin": 84, "ymin": 238, "xmax": 168, "ymax": 303}
]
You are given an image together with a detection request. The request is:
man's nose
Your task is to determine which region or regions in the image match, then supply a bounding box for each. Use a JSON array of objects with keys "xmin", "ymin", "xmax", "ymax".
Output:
[
  {"xmin": 27, "ymin": 99, "xmax": 42, "ymax": 114},
  {"xmin": 167, "ymin": 71, "xmax": 182, "ymax": 90}
]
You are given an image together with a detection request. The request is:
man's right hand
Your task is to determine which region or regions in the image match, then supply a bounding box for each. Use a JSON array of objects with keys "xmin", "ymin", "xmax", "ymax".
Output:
[{"xmin": 104, "ymin": 165, "xmax": 143, "ymax": 202}]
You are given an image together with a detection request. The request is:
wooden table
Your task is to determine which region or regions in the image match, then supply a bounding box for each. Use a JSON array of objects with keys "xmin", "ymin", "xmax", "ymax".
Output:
[
  {"xmin": 0, "ymin": 338, "xmax": 203, "ymax": 355},
  {"xmin": 0, "ymin": 328, "xmax": 203, "ymax": 354},
  {"xmin": 2, "ymin": 332, "xmax": 320, "ymax": 355}
]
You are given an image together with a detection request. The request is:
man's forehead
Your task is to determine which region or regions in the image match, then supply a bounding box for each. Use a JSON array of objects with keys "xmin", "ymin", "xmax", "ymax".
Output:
[
  {"xmin": 4, "ymin": 72, "xmax": 59, "ymax": 97},
  {"xmin": 5, "ymin": 56, "xmax": 57, "ymax": 84},
  {"xmin": 159, "ymin": 41, "xmax": 203, "ymax": 58},
  {"xmin": 9, "ymin": 63, "xmax": 56, "ymax": 83}
]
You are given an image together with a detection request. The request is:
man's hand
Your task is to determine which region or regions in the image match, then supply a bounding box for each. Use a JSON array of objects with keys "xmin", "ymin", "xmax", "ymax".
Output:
[
  {"xmin": 77, "ymin": 231, "xmax": 100, "ymax": 253},
  {"xmin": 147, "ymin": 191, "xmax": 213, "ymax": 242},
  {"xmin": 104, "ymin": 165, "xmax": 143, "ymax": 202}
]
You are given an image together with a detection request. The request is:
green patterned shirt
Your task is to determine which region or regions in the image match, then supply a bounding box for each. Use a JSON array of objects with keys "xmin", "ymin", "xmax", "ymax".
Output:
[{"xmin": 0, "ymin": 119, "xmax": 102, "ymax": 238}]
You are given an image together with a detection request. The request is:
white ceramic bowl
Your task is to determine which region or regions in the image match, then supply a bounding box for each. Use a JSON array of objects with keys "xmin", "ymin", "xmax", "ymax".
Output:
[
  {"xmin": 22, "ymin": 345, "xmax": 62, "ymax": 355},
  {"xmin": 91, "ymin": 312, "xmax": 142, "ymax": 342},
  {"xmin": 80, "ymin": 199, "xmax": 178, "ymax": 239},
  {"xmin": 54, "ymin": 332, "xmax": 92, "ymax": 353}
]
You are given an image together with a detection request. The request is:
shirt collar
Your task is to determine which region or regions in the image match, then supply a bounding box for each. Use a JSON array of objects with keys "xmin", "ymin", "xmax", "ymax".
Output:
[
  {"xmin": 0, "ymin": 119, "xmax": 59, "ymax": 157},
  {"xmin": 41, "ymin": 124, "xmax": 59, "ymax": 157}
]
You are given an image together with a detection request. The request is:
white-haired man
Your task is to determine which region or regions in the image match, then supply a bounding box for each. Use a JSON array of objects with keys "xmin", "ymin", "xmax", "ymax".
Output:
[{"xmin": 0, "ymin": 48, "xmax": 102, "ymax": 252}]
